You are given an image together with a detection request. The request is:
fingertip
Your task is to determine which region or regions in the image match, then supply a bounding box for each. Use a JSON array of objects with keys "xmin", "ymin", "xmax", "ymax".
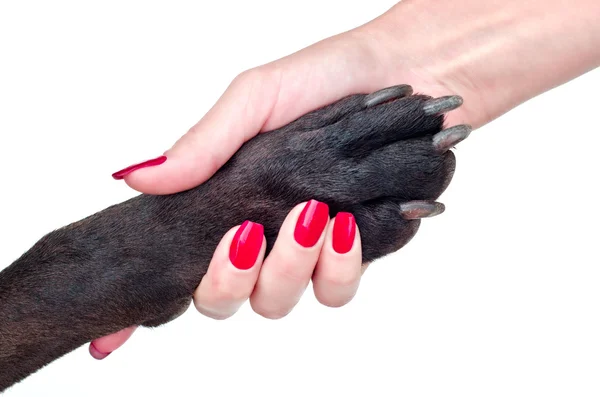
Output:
[
  {"xmin": 89, "ymin": 326, "xmax": 137, "ymax": 359},
  {"xmin": 283, "ymin": 200, "xmax": 330, "ymax": 251},
  {"xmin": 111, "ymin": 155, "xmax": 167, "ymax": 181},
  {"xmin": 331, "ymin": 212, "xmax": 357, "ymax": 254},
  {"xmin": 89, "ymin": 342, "xmax": 110, "ymax": 360},
  {"xmin": 115, "ymin": 154, "xmax": 207, "ymax": 195},
  {"xmin": 229, "ymin": 220, "xmax": 265, "ymax": 270}
]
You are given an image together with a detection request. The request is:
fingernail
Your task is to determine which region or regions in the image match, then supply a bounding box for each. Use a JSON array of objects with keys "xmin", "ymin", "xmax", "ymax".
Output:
[
  {"xmin": 89, "ymin": 342, "xmax": 111, "ymax": 360},
  {"xmin": 332, "ymin": 212, "xmax": 356, "ymax": 254},
  {"xmin": 294, "ymin": 200, "xmax": 329, "ymax": 248},
  {"xmin": 112, "ymin": 155, "xmax": 167, "ymax": 180},
  {"xmin": 229, "ymin": 220, "xmax": 264, "ymax": 270}
]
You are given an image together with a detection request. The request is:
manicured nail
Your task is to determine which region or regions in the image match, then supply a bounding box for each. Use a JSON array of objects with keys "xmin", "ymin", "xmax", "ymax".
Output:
[
  {"xmin": 229, "ymin": 220, "xmax": 264, "ymax": 270},
  {"xmin": 294, "ymin": 200, "xmax": 329, "ymax": 248},
  {"xmin": 332, "ymin": 212, "xmax": 356, "ymax": 254},
  {"xmin": 112, "ymin": 155, "xmax": 167, "ymax": 180},
  {"xmin": 89, "ymin": 342, "xmax": 111, "ymax": 360}
]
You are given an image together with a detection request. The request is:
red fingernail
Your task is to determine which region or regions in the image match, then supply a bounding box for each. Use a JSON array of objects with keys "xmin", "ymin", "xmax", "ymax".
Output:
[
  {"xmin": 112, "ymin": 155, "xmax": 167, "ymax": 180},
  {"xmin": 332, "ymin": 212, "xmax": 356, "ymax": 254},
  {"xmin": 89, "ymin": 342, "xmax": 111, "ymax": 360},
  {"xmin": 294, "ymin": 200, "xmax": 329, "ymax": 248},
  {"xmin": 229, "ymin": 221, "xmax": 264, "ymax": 270}
]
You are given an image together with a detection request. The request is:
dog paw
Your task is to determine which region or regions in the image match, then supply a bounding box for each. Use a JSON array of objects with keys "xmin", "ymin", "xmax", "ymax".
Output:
[
  {"xmin": 197, "ymin": 84, "xmax": 470, "ymax": 262},
  {"xmin": 13, "ymin": 85, "xmax": 470, "ymax": 331},
  {"xmin": 0, "ymin": 84, "xmax": 472, "ymax": 388}
]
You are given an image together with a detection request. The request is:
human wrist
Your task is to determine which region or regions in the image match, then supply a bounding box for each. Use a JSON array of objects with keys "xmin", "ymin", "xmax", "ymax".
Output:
[{"xmin": 358, "ymin": 0, "xmax": 600, "ymax": 128}]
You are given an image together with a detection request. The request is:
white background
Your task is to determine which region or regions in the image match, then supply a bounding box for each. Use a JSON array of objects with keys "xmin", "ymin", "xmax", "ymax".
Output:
[{"xmin": 1, "ymin": 1, "xmax": 599, "ymax": 396}]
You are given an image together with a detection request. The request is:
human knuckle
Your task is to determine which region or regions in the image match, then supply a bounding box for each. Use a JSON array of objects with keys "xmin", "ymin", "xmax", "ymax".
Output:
[
  {"xmin": 320, "ymin": 269, "xmax": 360, "ymax": 289},
  {"xmin": 272, "ymin": 259, "xmax": 311, "ymax": 284},
  {"xmin": 232, "ymin": 67, "xmax": 266, "ymax": 87},
  {"xmin": 208, "ymin": 274, "xmax": 248, "ymax": 303}
]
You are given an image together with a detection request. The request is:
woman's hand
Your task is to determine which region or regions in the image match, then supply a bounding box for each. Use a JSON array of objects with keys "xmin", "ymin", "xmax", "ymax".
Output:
[
  {"xmin": 91, "ymin": 0, "xmax": 600, "ymax": 358},
  {"xmin": 89, "ymin": 28, "xmax": 394, "ymax": 360},
  {"xmin": 88, "ymin": 3, "xmax": 484, "ymax": 360}
]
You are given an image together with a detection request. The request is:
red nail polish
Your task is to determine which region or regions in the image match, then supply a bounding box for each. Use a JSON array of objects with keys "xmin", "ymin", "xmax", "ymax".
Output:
[
  {"xmin": 229, "ymin": 221, "xmax": 264, "ymax": 270},
  {"xmin": 294, "ymin": 200, "xmax": 329, "ymax": 248},
  {"xmin": 112, "ymin": 155, "xmax": 167, "ymax": 180},
  {"xmin": 332, "ymin": 212, "xmax": 356, "ymax": 254}
]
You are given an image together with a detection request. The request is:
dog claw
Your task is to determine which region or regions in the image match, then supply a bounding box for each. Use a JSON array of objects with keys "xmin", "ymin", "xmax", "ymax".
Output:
[
  {"xmin": 399, "ymin": 201, "xmax": 445, "ymax": 220},
  {"xmin": 433, "ymin": 124, "xmax": 472, "ymax": 153},
  {"xmin": 364, "ymin": 85, "xmax": 413, "ymax": 108},
  {"xmin": 423, "ymin": 95, "xmax": 463, "ymax": 116}
]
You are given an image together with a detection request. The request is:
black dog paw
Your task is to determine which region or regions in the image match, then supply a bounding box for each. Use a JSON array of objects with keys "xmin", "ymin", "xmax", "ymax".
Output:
[
  {"xmin": 38, "ymin": 84, "xmax": 470, "ymax": 328},
  {"xmin": 1, "ymin": 85, "xmax": 471, "ymax": 374},
  {"xmin": 0, "ymin": 84, "xmax": 472, "ymax": 390},
  {"xmin": 203, "ymin": 85, "xmax": 470, "ymax": 263}
]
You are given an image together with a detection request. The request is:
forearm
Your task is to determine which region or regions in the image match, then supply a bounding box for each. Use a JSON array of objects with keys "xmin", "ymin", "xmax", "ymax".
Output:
[{"xmin": 362, "ymin": 0, "xmax": 600, "ymax": 128}]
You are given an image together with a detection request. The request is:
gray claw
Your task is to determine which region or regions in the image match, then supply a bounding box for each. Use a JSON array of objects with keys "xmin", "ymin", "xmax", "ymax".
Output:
[
  {"xmin": 423, "ymin": 95, "xmax": 463, "ymax": 116},
  {"xmin": 364, "ymin": 85, "xmax": 413, "ymax": 108},
  {"xmin": 400, "ymin": 201, "xmax": 445, "ymax": 220},
  {"xmin": 433, "ymin": 124, "xmax": 472, "ymax": 153}
]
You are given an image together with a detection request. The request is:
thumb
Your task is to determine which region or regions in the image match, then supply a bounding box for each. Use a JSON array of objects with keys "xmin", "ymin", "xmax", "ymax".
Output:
[
  {"xmin": 112, "ymin": 68, "xmax": 282, "ymax": 195},
  {"xmin": 112, "ymin": 31, "xmax": 385, "ymax": 195}
]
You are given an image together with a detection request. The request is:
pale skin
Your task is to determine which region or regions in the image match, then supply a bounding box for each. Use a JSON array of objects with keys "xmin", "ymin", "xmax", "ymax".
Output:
[{"xmin": 89, "ymin": 0, "xmax": 600, "ymax": 359}]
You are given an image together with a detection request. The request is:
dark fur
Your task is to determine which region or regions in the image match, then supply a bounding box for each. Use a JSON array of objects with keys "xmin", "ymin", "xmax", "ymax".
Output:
[{"xmin": 0, "ymin": 91, "xmax": 456, "ymax": 391}]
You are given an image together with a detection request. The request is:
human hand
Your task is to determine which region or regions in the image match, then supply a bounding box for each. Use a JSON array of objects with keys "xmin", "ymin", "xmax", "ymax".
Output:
[
  {"xmin": 90, "ymin": 0, "xmax": 600, "ymax": 358},
  {"xmin": 88, "ymin": 6, "xmax": 482, "ymax": 359}
]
